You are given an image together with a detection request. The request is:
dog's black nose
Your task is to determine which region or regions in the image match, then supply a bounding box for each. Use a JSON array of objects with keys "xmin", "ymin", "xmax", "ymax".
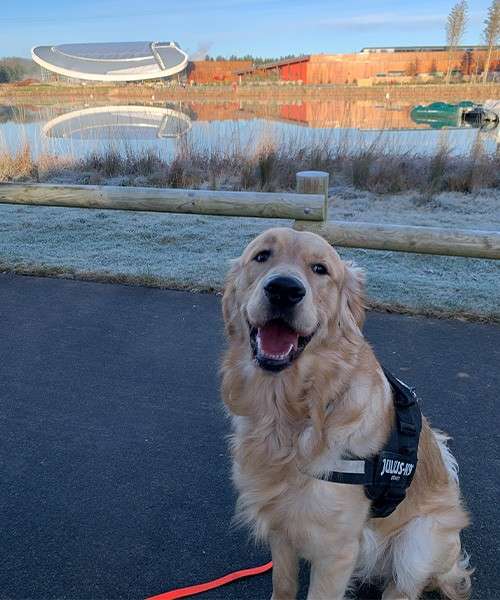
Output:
[{"xmin": 264, "ymin": 276, "xmax": 306, "ymax": 308}]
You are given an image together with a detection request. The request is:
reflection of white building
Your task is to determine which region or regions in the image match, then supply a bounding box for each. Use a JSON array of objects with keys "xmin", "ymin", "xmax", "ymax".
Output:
[
  {"xmin": 42, "ymin": 105, "xmax": 192, "ymax": 140},
  {"xmin": 32, "ymin": 41, "xmax": 188, "ymax": 82}
]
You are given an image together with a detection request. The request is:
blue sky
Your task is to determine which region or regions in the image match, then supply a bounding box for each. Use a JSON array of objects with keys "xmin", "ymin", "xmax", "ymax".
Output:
[{"xmin": 0, "ymin": 0, "xmax": 492, "ymax": 59}]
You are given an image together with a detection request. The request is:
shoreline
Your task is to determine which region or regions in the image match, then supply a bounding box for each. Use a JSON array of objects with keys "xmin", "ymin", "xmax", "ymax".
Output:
[{"xmin": 1, "ymin": 82, "xmax": 499, "ymax": 104}]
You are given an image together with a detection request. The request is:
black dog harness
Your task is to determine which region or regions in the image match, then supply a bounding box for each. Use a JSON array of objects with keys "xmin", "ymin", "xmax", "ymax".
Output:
[{"xmin": 312, "ymin": 368, "xmax": 422, "ymax": 518}]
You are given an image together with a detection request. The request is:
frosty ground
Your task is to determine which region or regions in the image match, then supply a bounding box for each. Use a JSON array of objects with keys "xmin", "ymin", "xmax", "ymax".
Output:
[{"xmin": 0, "ymin": 186, "xmax": 498, "ymax": 320}]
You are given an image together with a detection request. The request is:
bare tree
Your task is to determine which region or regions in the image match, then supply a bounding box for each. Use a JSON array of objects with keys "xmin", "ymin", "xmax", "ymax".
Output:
[
  {"xmin": 445, "ymin": 0, "xmax": 468, "ymax": 84},
  {"xmin": 482, "ymin": 0, "xmax": 500, "ymax": 83}
]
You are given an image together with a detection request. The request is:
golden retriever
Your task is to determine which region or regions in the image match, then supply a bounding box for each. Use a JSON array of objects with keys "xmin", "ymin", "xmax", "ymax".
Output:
[{"xmin": 221, "ymin": 227, "xmax": 471, "ymax": 600}]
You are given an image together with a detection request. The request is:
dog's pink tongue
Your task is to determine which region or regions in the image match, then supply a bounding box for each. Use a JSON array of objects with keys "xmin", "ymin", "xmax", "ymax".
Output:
[{"xmin": 258, "ymin": 321, "xmax": 299, "ymax": 355}]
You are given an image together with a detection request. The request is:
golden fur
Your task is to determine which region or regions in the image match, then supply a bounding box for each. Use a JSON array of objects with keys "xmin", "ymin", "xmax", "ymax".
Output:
[{"xmin": 221, "ymin": 228, "xmax": 471, "ymax": 600}]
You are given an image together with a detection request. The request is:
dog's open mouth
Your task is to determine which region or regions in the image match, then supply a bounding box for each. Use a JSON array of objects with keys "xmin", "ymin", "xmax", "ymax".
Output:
[{"xmin": 249, "ymin": 319, "xmax": 314, "ymax": 372}]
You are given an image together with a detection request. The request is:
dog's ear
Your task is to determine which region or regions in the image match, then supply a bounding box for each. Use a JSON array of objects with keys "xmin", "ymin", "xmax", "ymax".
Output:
[
  {"xmin": 339, "ymin": 261, "xmax": 366, "ymax": 338},
  {"xmin": 222, "ymin": 258, "xmax": 241, "ymax": 337}
]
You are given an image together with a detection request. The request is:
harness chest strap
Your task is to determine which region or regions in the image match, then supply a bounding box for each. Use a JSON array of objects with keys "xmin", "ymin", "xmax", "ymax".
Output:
[{"xmin": 311, "ymin": 367, "xmax": 422, "ymax": 518}]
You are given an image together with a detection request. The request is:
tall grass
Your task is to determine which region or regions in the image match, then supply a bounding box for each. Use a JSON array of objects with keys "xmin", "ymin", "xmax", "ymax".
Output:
[
  {"xmin": 0, "ymin": 131, "xmax": 498, "ymax": 196},
  {"xmin": 0, "ymin": 145, "xmax": 36, "ymax": 180}
]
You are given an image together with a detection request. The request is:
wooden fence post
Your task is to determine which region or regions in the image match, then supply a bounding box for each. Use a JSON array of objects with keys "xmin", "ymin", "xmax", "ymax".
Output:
[{"xmin": 296, "ymin": 171, "xmax": 329, "ymax": 221}]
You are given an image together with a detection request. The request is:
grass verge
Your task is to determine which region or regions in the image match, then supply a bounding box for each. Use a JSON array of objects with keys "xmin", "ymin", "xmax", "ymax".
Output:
[
  {"xmin": 0, "ymin": 205, "xmax": 498, "ymax": 322},
  {"xmin": 0, "ymin": 262, "xmax": 496, "ymax": 323}
]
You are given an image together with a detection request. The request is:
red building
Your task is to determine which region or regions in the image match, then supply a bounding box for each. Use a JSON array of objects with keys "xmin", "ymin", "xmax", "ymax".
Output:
[
  {"xmin": 187, "ymin": 60, "xmax": 252, "ymax": 84},
  {"xmin": 234, "ymin": 47, "xmax": 497, "ymax": 85}
]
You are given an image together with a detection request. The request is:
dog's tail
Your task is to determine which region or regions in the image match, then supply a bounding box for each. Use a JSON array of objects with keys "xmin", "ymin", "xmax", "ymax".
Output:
[{"xmin": 436, "ymin": 550, "xmax": 473, "ymax": 600}]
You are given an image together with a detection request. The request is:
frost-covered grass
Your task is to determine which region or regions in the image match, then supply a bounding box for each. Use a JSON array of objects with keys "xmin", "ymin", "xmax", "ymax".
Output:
[{"xmin": 1, "ymin": 187, "xmax": 499, "ymax": 320}]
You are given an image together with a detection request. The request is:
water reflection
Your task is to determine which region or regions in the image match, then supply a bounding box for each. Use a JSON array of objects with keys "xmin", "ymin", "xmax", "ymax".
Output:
[
  {"xmin": 410, "ymin": 101, "xmax": 499, "ymax": 130},
  {"xmin": 0, "ymin": 105, "xmax": 42, "ymax": 124},
  {"xmin": 0, "ymin": 98, "xmax": 498, "ymax": 158},
  {"xmin": 182, "ymin": 99, "xmax": 420, "ymax": 130},
  {"xmin": 42, "ymin": 105, "xmax": 192, "ymax": 140},
  {"xmin": 0, "ymin": 99, "xmax": 458, "ymax": 131}
]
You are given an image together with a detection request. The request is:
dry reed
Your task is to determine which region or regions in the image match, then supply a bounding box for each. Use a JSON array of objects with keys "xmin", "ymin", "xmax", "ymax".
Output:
[{"xmin": 0, "ymin": 133, "xmax": 498, "ymax": 197}]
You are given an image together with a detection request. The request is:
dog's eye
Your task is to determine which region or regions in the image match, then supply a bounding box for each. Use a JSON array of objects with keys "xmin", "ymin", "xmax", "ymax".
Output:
[
  {"xmin": 311, "ymin": 263, "xmax": 328, "ymax": 275},
  {"xmin": 253, "ymin": 250, "xmax": 271, "ymax": 263}
]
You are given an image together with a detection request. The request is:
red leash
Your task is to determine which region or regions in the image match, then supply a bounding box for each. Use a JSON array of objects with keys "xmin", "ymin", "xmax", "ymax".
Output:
[{"xmin": 145, "ymin": 561, "xmax": 273, "ymax": 600}]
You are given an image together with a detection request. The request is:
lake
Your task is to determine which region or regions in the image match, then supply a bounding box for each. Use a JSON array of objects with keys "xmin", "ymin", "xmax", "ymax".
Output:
[{"xmin": 0, "ymin": 98, "xmax": 498, "ymax": 160}]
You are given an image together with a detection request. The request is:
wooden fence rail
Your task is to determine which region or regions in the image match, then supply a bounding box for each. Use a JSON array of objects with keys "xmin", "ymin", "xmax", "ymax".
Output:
[
  {"xmin": 0, "ymin": 172, "xmax": 499, "ymax": 260},
  {"xmin": 294, "ymin": 220, "xmax": 500, "ymax": 259},
  {"xmin": 0, "ymin": 182, "xmax": 325, "ymax": 221}
]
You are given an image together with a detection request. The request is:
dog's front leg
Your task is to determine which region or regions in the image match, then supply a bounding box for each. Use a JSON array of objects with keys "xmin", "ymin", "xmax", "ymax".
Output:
[
  {"xmin": 306, "ymin": 539, "xmax": 359, "ymax": 600},
  {"xmin": 270, "ymin": 530, "xmax": 299, "ymax": 600}
]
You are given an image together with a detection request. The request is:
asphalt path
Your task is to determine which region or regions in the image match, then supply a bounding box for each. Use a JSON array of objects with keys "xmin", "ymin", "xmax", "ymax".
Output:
[{"xmin": 0, "ymin": 274, "xmax": 498, "ymax": 600}]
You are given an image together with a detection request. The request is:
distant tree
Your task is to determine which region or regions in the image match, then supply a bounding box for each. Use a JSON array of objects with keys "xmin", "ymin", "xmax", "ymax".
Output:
[
  {"xmin": 445, "ymin": 0, "xmax": 468, "ymax": 84},
  {"xmin": 0, "ymin": 64, "xmax": 18, "ymax": 83},
  {"xmin": 0, "ymin": 66, "xmax": 11, "ymax": 83},
  {"xmin": 195, "ymin": 53, "xmax": 306, "ymax": 66},
  {"xmin": 482, "ymin": 0, "xmax": 500, "ymax": 83},
  {"xmin": 0, "ymin": 57, "xmax": 35, "ymax": 82}
]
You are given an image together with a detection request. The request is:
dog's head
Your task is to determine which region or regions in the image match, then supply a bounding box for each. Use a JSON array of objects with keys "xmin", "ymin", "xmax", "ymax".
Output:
[{"xmin": 223, "ymin": 228, "xmax": 365, "ymax": 373}]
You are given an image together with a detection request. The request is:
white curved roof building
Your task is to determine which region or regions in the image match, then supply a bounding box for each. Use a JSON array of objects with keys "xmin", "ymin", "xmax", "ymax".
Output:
[{"xmin": 32, "ymin": 41, "xmax": 188, "ymax": 82}]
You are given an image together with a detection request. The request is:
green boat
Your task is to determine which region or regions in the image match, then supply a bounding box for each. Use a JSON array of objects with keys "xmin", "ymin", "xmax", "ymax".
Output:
[{"xmin": 410, "ymin": 101, "xmax": 498, "ymax": 129}]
